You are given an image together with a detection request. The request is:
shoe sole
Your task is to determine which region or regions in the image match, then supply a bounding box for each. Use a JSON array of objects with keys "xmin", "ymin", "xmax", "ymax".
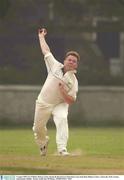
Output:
[
  {"xmin": 40, "ymin": 140, "xmax": 49, "ymax": 156},
  {"xmin": 53, "ymin": 153, "xmax": 80, "ymax": 157}
]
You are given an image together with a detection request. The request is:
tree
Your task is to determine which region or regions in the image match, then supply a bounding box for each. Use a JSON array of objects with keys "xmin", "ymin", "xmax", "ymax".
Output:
[
  {"xmin": 45, "ymin": 0, "xmax": 124, "ymax": 32},
  {"xmin": 0, "ymin": 0, "xmax": 11, "ymax": 19}
]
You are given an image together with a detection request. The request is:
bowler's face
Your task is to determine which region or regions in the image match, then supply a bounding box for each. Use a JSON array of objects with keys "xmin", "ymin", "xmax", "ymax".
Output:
[{"xmin": 64, "ymin": 55, "xmax": 78, "ymax": 72}]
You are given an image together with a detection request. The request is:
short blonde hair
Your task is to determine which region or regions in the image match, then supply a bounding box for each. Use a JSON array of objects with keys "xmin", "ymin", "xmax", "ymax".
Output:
[{"xmin": 65, "ymin": 51, "xmax": 80, "ymax": 61}]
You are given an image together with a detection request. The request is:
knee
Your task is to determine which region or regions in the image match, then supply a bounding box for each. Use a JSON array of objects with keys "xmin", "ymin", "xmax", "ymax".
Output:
[
  {"xmin": 32, "ymin": 122, "xmax": 42, "ymax": 133},
  {"xmin": 32, "ymin": 123, "xmax": 37, "ymax": 133},
  {"xmin": 32, "ymin": 124, "xmax": 35, "ymax": 132},
  {"xmin": 54, "ymin": 115, "xmax": 68, "ymax": 126},
  {"xmin": 54, "ymin": 111, "xmax": 67, "ymax": 119},
  {"xmin": 55, "ymin": 114, "xmax": 67, "ymax": 120}
]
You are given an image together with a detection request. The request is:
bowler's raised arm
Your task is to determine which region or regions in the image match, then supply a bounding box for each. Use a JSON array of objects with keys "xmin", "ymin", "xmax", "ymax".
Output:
[{"xmin": 38, "ymin": 28, "xmax": 50, "ymax": 56}]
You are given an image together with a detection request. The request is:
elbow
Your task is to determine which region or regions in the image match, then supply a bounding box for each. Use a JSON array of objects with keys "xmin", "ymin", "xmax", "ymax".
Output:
[
  {"xmin": 42, "ymin": 49, "xmax": 50, "ymax": 56},
  {"xmin": 66, "ymin": 97, "xmax": 76, "ymax": 105}
]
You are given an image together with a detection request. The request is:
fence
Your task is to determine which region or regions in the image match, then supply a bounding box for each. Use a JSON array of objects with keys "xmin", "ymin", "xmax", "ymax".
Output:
[{"xmin": 0, "ymin": 85, "xmax": 124, "ymax": 126}]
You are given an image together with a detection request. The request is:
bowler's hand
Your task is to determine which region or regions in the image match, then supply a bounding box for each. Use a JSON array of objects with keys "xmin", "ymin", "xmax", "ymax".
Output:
[{"xmin": 38, "ymin": 28, "xmax": 47, "ymax": 38}]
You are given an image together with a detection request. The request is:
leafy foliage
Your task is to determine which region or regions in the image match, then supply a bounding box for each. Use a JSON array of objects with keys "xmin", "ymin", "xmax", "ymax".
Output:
[
  {"xmin": 0, "ymin": 0, "xmax": 11, "ymax": 18},
  {"xmin": 0, "ymin": 0, "xmax": 124, "ymax": 85}
]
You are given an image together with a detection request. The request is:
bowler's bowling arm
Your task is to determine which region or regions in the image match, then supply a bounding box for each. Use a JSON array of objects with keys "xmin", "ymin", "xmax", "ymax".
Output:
[
  {"xmin": 59, "ymin": 83, "xmax": 75, "ymax": 105},
  {"xmin": 38, "ymin": 28, "xmax": 50, "ymax": 56}
]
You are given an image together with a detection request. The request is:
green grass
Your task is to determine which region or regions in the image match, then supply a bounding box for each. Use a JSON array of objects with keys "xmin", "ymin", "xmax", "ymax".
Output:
[{"xmin": 0, "ymin": 127, "xmax": 124, "ymax": 175}]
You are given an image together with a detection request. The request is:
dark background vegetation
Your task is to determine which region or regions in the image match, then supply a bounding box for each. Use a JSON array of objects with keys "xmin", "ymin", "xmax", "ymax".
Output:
[{"xmin": 0, "ymin": 0, "xmax": 124, "ymax": 85}]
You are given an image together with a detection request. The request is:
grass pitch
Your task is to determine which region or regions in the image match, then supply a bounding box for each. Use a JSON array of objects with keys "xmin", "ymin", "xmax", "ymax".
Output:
[{"xmin": 0, "ymin": 127, "xmax": 124, "ymax": 175}]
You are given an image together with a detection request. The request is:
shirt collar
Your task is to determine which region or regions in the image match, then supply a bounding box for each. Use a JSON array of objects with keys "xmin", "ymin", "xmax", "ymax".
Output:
[
  {"xmin": 70, "ymin": 70, "xmax": 77, "ymax": 74},
  {"xmin": 60, "ymin": 65, "xmax": 77, "ymax": 73},
  {"xmin": 65, "ymin": 69, "xmax": 77, "ymax": 74}
]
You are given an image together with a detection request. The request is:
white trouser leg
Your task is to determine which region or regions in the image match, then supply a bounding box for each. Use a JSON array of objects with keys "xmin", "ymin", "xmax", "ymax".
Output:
[
  {"xmin": 52, "ymin": 103, "xmax": 69, "ymax": 152},
  {"xmin": 32, "ymin": 100, "xmax": 53, "ymax": 147}
]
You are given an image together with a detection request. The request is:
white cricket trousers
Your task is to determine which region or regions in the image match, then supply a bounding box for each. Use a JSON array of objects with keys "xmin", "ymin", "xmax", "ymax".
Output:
[{"xmin": 32, "ymin": 100, "xmax": 69, "ymax": 152}]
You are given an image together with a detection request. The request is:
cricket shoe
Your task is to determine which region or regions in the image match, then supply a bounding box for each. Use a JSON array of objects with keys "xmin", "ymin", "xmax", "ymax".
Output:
[
  {"xmin": 40, "ymin": 136, "xmax": 49, "ymax": 156},
  {"xmin": 58, "ymin": 149, "xmax": 70, "ymax": 156}
]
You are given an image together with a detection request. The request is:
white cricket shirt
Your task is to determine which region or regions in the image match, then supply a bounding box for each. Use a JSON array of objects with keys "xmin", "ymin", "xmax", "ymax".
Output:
[{"xmin": 37, "ymin": 52, "xmax": 78, "ymax": 105}]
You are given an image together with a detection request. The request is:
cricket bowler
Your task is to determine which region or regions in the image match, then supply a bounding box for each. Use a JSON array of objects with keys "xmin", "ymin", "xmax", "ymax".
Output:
[{"xmin": 33, "ymin": 28, "xmax": 80, "ymax": 156}]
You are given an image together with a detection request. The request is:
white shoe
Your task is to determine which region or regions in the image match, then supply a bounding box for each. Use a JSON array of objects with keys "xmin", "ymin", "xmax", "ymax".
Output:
[
  {"xmin": 59, "ymin": 149, "xmax": 70, "ymax": 156},
  {"xmin": 40, "ymin": 137, "xmax": 49, "ymax": 156}
]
